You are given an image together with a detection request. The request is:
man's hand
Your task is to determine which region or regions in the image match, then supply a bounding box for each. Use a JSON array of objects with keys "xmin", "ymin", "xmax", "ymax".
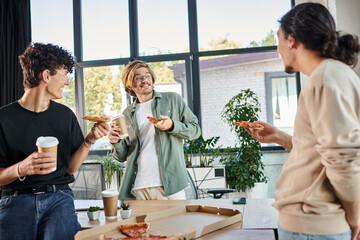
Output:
[
  {"xmin": 109, "ymin": 122, "xmax": 122, "ymax": 144},
  {"xmin": 341, "ymin": 199, "xmax": 360, "ymax": 240},
  {"xmin": 155, "ymin": 115, "xmax": 174, "ymax": 131},
  {"xmin": 86, "ymin": 122, "xmax": 110, "ymax": 143},
  {"xmin": 19, "ymin": 152, "xmax": 56, "ymax": 176}
]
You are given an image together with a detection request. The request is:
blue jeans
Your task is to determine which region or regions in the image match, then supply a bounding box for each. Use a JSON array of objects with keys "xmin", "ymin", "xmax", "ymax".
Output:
[
  {"xmin": 278, "ymin": 225, "xmax": 351, "ymax": 240},
  {"xmin": 0, "ymin": 190, "xmax": 81, "ymax": 240}
]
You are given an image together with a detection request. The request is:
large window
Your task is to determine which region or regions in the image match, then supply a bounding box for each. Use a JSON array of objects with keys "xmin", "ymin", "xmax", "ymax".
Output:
[
  {"xmin": 82, "ymin": 0, "xmax": 129, "ymax": 60},
  {"xmin": 197, "ymin": 52, "xmax": 295, "ymax": 148},
  {"xmin": 265, "ymin": 72, "xmax": 297, "ymax": 135},
  {"xmin": 197, "ymin": 0, "xmax": 291, "ymax": 51},
  {"xmin": 30, "ymin": 0, "xmax": 296, "ymax": 151},
  {"xmin": 138, "ymin": 0, "xmax": 189, "ymax": 55}
]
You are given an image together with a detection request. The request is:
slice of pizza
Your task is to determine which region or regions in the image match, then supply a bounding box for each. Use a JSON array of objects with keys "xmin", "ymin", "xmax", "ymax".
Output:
[
  {"xmin": 83, "ymin": 116, "xmax": 110, "ymax": 122},
  {"xmin": 234, "ymin": 121, "xmax": 264, "ymax": 130},
  {"xmin": 118, "ymin": 223, "xmax": 150, "ymax": 238},
  {"xmin": 147, "ymin": 116, "xmax": 164, "ymax": 125},
  {"xmin": 99, "ymin": 234, "xmax": 171, "ymax": 240}
]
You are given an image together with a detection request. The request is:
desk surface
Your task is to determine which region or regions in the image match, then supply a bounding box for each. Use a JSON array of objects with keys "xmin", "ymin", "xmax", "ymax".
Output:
[{"xmin": 76, "ymin": 198, "xmax": 278, "ymax": 239}]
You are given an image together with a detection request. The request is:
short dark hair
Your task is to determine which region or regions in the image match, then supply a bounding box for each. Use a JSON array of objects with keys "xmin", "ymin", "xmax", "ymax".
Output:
[
  {"xmin": 19, "ymin": 43, "xmax": 76, "ymax": 88},
  {"xmin": 279, "ymin": 3, "xmax": 360, "ymax": 67}
]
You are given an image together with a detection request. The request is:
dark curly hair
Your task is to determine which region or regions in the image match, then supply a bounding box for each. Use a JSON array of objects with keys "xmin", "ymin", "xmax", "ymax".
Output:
[
  {"xmin": 279, "ymin": 3, "xmax": 360, "ymax": 67},
  {"xmin": 19, "ymin": 43, "xmax": 76, "ymax": 88}
]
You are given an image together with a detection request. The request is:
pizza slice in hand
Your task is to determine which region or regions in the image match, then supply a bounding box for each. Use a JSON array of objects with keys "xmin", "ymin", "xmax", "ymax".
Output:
[
  {"xmin": 83, "ymin": 116, "xmax": 110, "ymax": 122},
  {"xmin": 234, "ymin": 121, "xmax": 264, "ymax": 130},
  {"xmin": 118, "ymin": 223, "xmax": 150, "ymax": 238},
  {"xmin": 147, "ymin": 116, "xmax": 164, "ymax": 125}
]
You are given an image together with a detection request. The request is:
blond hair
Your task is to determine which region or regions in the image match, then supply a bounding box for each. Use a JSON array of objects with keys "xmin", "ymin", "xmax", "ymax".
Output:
[{"xmin": 122, "ymin": 60, "xmax": 156, "ymax": 97}]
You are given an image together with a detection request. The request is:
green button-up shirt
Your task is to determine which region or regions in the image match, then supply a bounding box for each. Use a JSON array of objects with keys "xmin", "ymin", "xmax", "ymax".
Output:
[{"xmin": 111, "ymin": 91, "xmax": 201, "ymax": 200}]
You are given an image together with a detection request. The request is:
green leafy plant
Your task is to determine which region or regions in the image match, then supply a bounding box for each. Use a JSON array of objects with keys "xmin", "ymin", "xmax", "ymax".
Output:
[
  {"xmin": 183, "ymin": 136, "xmax": 221, "ymax": 167},
  {"xmin": 88, "ymin": 206, "xmax": 100, "ymax": 212},
  {"xmin": 121, "ymin": 202, "xmax": 130, "ymax": 210},
  {"xmin": 221, "ymin": 89, "xmax": 268, "ymax": 192},
  {"xmin": 97, "ymin": 152, "xmax": 125, "ymax": 189}
]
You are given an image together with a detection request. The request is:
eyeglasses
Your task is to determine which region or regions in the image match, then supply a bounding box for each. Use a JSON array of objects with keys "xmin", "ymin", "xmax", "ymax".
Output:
[
  {"xmin": 56, "ymin": 70, "xmax": 73, "ymax": 85},
  {"xmin": 134, "ymin": 73, "xmax": 152, "ymax": 82}
]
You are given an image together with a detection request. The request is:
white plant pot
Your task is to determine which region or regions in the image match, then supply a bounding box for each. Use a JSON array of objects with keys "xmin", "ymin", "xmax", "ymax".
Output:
[
  {"xmin": 87, "ymin": 211, "xmax": 100, "ymax": 220},
  {"xmin": 120, "ymin": 209, "xmax": 131, "ymax": 219}
]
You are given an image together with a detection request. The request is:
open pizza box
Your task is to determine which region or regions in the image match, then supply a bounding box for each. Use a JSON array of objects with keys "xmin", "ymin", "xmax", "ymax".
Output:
[{"xmin": 75, "ymin": 205, "xmax": 242, "ymax": 240}]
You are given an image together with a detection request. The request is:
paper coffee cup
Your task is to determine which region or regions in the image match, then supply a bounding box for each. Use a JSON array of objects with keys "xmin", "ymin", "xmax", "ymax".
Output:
[
  {"xmin": 102, "ymin": 190, "xmax": 119, "ymax": 219},
  {"xmin": 111, "ymin": 115, "xmax": 129, "ymax": 139},
  {"xmin": 36, "ymin": 136, "xmax": 59, "ymax": 171}
]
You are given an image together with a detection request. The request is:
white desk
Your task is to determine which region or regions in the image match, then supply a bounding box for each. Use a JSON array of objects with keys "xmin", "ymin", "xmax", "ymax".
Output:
[{"xmin": 75, "ymin": 198, "xmax": 278, "ymax": 239}]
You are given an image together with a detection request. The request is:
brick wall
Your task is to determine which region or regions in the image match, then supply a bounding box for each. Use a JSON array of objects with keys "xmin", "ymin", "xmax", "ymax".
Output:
[{"xmin": 200, "ymin": 59, "xmax": 284, "ymax": 147}]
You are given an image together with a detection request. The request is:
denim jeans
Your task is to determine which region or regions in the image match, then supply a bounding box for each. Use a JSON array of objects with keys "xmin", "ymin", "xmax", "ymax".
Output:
[
  {"xmin": 0, "ymin": 190, "xmax": 81, "ymax": 240},
  {"xmin": 278, "ymin": 225, "xmax": 351, "ymax": 240}
]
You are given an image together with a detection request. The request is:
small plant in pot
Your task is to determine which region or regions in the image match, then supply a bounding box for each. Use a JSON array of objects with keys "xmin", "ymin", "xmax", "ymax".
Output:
[
  {"xmin": 87, "ymin": 206, "xmax": 100, "ymax": 221},
  {"xmin": 120, "ymin": 202, "xmax": 131, "ymax": 219}
]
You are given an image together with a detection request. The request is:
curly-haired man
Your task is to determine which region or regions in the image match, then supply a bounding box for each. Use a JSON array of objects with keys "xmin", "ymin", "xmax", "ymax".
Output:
[{"xmin": 0, "ymin": 43, "xmax": 109, "ymax": 240}]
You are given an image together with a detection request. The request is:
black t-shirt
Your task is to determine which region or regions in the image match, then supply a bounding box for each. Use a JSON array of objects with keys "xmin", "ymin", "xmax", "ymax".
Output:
[{"xmin": 0, "ymin": 101, "xmax": 84, "ymax": 190}]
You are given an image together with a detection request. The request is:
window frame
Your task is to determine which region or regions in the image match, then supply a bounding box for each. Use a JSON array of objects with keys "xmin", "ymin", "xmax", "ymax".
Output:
[{"xmin": 67, "ymin": 0, "xmax": 297, "ymax": 151}]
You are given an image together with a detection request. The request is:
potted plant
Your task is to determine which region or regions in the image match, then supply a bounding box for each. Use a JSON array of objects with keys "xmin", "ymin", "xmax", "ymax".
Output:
[
  {"xmin": 120, "ymin": 202, "xmax": 131, "ymax": 219},
  {"xmin": 184, "ymin": 135, "xmax": 227, "ymax": 195},
  {"xmin": 97, "ymin": 152, "xmax": 125, "ymax": 190},
  {"xmin": 221, "ymin": 89, "xmax": 268, "ymax": 196},
  {"xmin": 87, "ymin": 206, "xmax": 100, "ymax": 220},
  {"xmin": 184, "ymin": 135, "xmax": 221, "ymax": 167}
]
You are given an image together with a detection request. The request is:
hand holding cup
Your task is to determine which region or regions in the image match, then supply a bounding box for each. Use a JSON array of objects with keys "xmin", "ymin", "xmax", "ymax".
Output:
[
  {"xmin": 109, "ymin": 115, "xmax": 128, "ymax": 143},
  {"xmin": 36, "ymin": 136, "xmax": 59, "ymax": 172}
]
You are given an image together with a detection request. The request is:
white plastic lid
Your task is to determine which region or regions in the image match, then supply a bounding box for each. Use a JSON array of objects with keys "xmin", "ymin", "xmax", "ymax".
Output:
[
  {"xmin": 111, "ymin": 114, "xmax": 124, "ymax": 121},
  {"xmin": 101, "ymin": 189, "xmax": 119, "ymax": 197},
  {"xmin": 36, "ymin": 136, "xmax": 59, "ymax": 148}
]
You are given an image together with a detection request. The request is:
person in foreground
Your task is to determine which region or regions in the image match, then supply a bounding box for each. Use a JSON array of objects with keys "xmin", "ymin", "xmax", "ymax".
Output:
[
  {"xmin": 243, "ymin": 3, "xmax": 360, "ymax": 240},
  {"xmin": 109, "ymin": 60, "xmax": 201, "ymax": 200},
  {"xmin": 0, "ymin": 43, "xmax": 109, "ymax": 240}
]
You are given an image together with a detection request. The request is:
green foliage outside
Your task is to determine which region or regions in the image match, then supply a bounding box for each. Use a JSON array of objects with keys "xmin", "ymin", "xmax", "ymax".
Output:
[
  {"xmin": 183, "ymin": 136, "xmax": 221, "ymax": 167},
  {"xmin": 248, "ymin": 29, "xmax": 277, "ymax": 48},
  {"xmin": 221, "ymin": 89, "xmax": 268, "ymax": 192},
  {"xmin": 84, "ymin": 66, "xmax": 123, "ymax": 133},
  {"xmin": 204, "ymin": 36, "xmax": 243, "ymax": 51},
  {"xmin": 148, "ymin": 61, "xmax": 179, "ymax": 84},
  {"xmin": 97, "ymin": 153, "xmax": 125, "ymax": 190}
]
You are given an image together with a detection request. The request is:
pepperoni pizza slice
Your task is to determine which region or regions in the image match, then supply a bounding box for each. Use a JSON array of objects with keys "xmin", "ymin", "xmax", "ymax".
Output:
[
  {"xmin": 234, "ymin": 121, "xmax": 264, "ymax": 130},
  {"xmin": 99, "ymin": 234, "xmax": 171, "ymax": 240},
  {"xmin": 147, "ymin": 116, "xmax": 164, "ymax": 125},
  {"xmin": 83, "ymin": 116, "xmax": 110, "ymax": 122},
  {"xmin": 118, "ymin": 223, "xmax": 150, "ymax": 238}
]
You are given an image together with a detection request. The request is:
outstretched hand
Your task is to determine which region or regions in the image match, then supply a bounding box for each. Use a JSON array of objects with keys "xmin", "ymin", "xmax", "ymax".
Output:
[
  {"xmin": 243, "ymin": 121, "xmax": 282, "ymax": 144},
  {"xmin": 87, "ymin": 122, "xmax": 110, "ymax": 143}
]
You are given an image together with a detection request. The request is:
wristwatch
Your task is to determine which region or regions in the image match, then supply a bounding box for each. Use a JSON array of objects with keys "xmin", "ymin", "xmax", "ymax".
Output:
[{"xmin": 84, "ymin": 137, "xmax": 94, "ymax": 145}]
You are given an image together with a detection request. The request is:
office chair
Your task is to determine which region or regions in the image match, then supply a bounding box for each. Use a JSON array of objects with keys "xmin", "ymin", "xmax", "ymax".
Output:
[
  {"xmin": 185, "ymin": 170, "xmax": 234, "ymax": 199},
  {"xmin": 69, "ymin": 162, "xmax": 106, "ymax": 200},
  {"xmin": 184, "ymin": 170, "xmax": 199, "ymax": 199}
]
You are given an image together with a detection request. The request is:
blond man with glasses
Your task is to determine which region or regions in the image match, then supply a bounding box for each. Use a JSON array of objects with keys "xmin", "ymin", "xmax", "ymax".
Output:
[{"xmin": 109, "ymin": 60, "xmax": 201, "ymax": 200}]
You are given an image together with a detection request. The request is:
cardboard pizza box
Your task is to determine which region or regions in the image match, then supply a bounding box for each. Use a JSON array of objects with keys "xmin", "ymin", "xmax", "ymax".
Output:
[{"xmin": 75, "ymin": 205, "xmax": 242, "ymax": 240}]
